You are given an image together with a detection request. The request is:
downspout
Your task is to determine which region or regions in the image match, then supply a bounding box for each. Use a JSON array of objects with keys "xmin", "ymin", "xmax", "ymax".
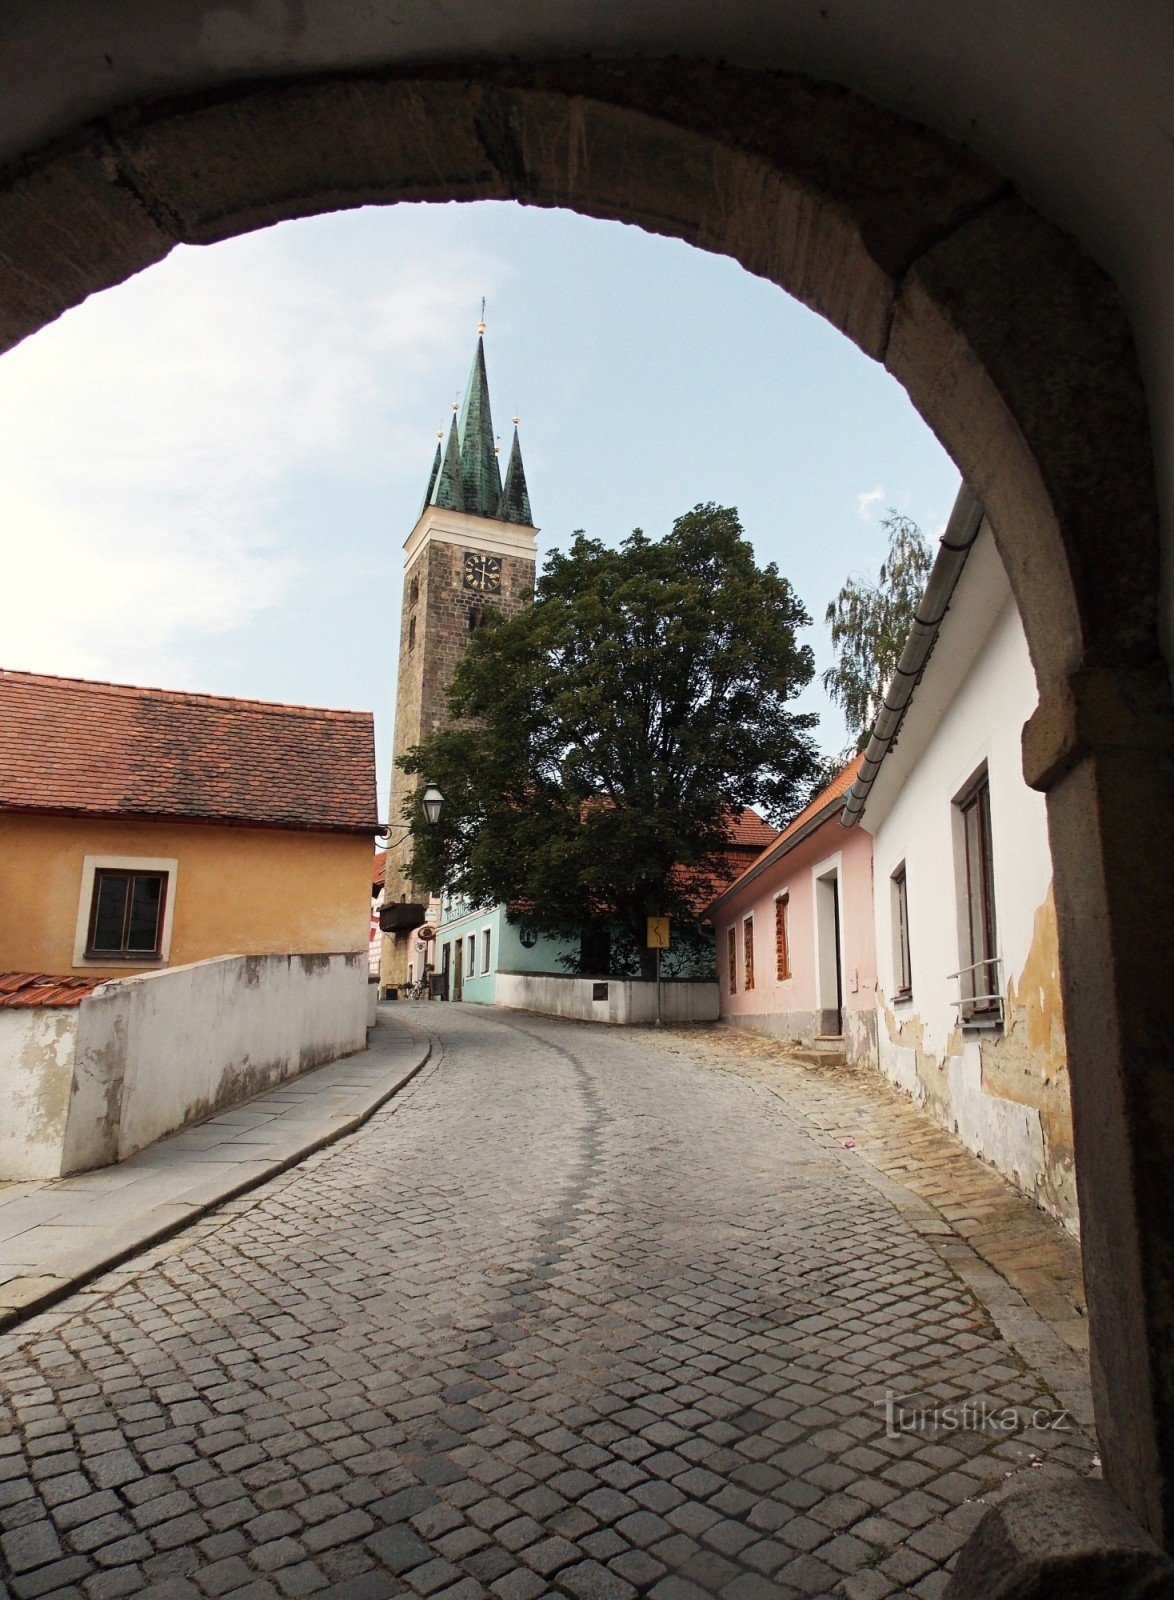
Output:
[{"xmin": 840, "ymin": 483, "xmax": 985, "ymax": 829}]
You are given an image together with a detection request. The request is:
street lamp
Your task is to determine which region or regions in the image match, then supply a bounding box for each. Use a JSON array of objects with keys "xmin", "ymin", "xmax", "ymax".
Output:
[{"xmin": 376, "ymin": 782, "xmax": 445, "ymax": 848}]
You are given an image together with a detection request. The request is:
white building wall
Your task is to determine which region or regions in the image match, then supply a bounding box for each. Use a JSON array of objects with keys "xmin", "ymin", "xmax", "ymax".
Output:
[{"xmin": 866, "ymin": 541, "xmax": 1075, "ymax": 1230}]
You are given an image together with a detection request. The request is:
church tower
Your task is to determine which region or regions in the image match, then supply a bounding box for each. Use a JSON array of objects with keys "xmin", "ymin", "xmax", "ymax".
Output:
[{"xmin": 381, "ymin": 323, "xmax": 536, "ymax": 985}]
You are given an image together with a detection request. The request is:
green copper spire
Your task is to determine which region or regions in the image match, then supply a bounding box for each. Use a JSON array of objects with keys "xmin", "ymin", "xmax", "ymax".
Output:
[
  {"xmin": 431, "ymin": 414, "xmax": 464, "ymax": 511},
  {"xmin": 497, "ymin": 425, "xmax": 534, "ymax": 527},
  {"xmin": 420, "ymin": 437, "xmax": 442, "ymax": 516},
  {"xmin": 457, "ymin": 335, "xmax": 503, "ymax": 517}
]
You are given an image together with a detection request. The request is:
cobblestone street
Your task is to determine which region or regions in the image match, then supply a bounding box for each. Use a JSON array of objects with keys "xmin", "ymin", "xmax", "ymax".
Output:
[{"xmin": 0, "ymin": 1007, "xmax": 1095, "ymax": 1600}]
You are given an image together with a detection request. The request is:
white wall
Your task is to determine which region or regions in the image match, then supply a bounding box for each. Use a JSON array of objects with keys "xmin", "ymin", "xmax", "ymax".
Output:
[
  {"xmin": 495, "ymin": 973, "xmax": 719, "ymax": 1025},
  {"xmin": 0, "ymin": 1007, "xmax": 80, "ymax": 1179},
  {"xmin": 863, "ymin": 531, "xmax": 1075, "ymax": 1228},
  {"xmin": 60, "ymin": 952, "xmax": 368, "ymax": 1173}
]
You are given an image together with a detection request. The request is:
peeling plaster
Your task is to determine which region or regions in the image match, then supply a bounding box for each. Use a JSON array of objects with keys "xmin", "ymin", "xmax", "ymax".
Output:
[{"xmin": 877, "ymin": 883, "xmax": 1076, "ymax": 1233}]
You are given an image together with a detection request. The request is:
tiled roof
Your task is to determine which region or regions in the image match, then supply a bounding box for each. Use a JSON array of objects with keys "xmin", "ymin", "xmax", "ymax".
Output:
[
  {"xmin": 373, "ymin": 851, "xmax": 386, "ymax": 887},
  {"xmin": 0, "ymin": 972, "xmax": 103, "ymax": 1008},
  {"xmin": 671, "ymin": 809, "xmax": 780, "ymax": 912},
  {"xmin": 772, "ymin": 755, "xmax": 865, "ymax": 851},
  {"xmin": 705, "ymin": 755, "xmax": 866, "ymax": 913},
  {"xmin": 0, "ymin": 670, "xmax": 378, "ymax": 835},
  {"xmin": 726, "ymin": 808, "xmax": 780, "ymax": 850}
]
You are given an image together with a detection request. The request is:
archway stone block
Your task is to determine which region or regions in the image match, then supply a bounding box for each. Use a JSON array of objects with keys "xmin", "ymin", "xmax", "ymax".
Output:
[
  {"xmin": 889, "ymin": 194, "xmax": 1158, "ymax": 687},
  {"xmin": 0, "ymin": 132, "xmax": 174, "ymax": 352}
]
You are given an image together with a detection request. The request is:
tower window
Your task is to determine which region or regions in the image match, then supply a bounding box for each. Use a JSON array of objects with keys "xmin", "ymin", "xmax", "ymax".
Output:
[
  {"xmin": 467, "ymin": 603, "xmax": 483, "ymax": 632},
  {"xmin": 409, "ymin": 574, "xmax": 419, "ymax": 607},
  {"xmin": 408, "ymin": 616, "xmax": 416, "ymax": 652}
]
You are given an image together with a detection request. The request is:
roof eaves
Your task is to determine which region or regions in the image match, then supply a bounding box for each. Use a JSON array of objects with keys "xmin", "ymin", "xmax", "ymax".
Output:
[
  {"xmin": 841, "ymin": 483, "xmax": 985, "ymax": 829},
  {"xmin": 704, "ymin": 792, "xmax": 847, "ymax": 917}
]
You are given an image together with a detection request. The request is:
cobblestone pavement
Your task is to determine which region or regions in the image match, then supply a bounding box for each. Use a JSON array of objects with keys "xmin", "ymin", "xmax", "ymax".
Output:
[{"xmin": 0, "ymin": 1007, "xmax": 1097, "ymax": 1600}]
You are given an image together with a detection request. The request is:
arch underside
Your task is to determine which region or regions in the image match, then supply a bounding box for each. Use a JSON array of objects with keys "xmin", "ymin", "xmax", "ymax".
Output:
[{"xmin": 1, "ymin": 55, "xmax": 1173, "ymax": 1552}]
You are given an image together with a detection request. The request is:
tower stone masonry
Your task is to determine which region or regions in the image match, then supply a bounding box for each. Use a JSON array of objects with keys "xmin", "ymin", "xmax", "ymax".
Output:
[{"xmin": 381, "ymin": 332, "xmax": 536, "ymax": 988}]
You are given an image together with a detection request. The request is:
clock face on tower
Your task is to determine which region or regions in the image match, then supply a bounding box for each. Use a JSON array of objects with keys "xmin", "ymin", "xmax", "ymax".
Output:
[{"xmin": 463, "ymin": 552, "xmax": 502, "ymax": 594}]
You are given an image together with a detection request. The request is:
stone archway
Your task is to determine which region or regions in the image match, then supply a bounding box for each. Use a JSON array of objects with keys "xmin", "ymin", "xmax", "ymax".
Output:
[{"xmin": 2, "ymin": 59, "xmax": 1172, "ymax": 1557}]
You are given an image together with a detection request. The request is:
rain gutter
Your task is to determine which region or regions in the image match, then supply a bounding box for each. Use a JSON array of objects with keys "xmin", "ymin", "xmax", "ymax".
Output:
[{"xmin": 840, "ymin": 483, "xmax": 985, "ymax": 829}]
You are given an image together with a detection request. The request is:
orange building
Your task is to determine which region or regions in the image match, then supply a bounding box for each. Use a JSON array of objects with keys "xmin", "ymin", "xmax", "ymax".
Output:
[{"xmin": 0, "ymin": 670, "xmax": 377, "ymax": 980}]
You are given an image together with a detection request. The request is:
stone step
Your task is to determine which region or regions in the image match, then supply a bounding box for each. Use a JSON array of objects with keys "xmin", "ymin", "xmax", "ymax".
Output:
[{"xmin": 788, "ymin": 1046, "xmax": 848, "ymax": 1069}]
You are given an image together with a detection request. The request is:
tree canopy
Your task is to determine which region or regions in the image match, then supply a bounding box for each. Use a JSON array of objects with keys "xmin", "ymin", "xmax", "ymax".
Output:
[
  {"xmin": 822, "ymin": 509, "xmax": 933, "ymax": 749},
  {"xmin": 399, "ymin": 504, "xmax": 819, "ymax": 967}
]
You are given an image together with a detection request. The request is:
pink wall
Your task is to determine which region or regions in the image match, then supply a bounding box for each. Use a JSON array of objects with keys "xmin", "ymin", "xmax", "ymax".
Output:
[{"xmin": 713, "ymin": 814, "xmax": 876, "ymax": 1043}]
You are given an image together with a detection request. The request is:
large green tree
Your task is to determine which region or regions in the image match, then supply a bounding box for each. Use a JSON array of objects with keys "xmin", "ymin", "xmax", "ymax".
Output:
[
  {"xmin": 822, "ymin": 509, "xmax": 933, "ymax": 749},
  {"xmin": 399, "ymin": 504, "xmax": 819, "ymax": 973}
]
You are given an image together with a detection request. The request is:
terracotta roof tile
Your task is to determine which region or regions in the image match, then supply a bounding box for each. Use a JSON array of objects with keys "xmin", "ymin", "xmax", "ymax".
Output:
[
  {"xmin": 726, "ymin": 807, "xmax": 779, "ymax": 850},
  {"xmin": 373, "ymin": 851, "xmax": 386, "ymax": 886},
  {"xmin": 705, "ymin": 755, "xmax": 866, "ymax": 911},
  {"xmin": 772, "ymin": 754, "xmax": 865, "ymax": 851},
  {"xmin": 0, "ymin": 972, "xmax": 103, "ymax": 1008},
  {"xmin": 0, "ymin": 669, "xmax": 377, "ymax": 835}
]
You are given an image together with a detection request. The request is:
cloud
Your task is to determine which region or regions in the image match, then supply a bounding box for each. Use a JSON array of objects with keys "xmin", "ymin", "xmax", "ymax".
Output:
[
  {"xmin": 0, "ymin": 213, "xmax": 498, "ymax": 690},
  {"xmin": 857, "ymin": 485, "xmax": 885, "ymax": 520}
]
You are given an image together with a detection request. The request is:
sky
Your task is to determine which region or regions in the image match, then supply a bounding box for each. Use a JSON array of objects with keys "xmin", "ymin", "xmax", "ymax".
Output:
[{"xmin": 0, "ymin": 201, "xmax": 960, "ymax": 818}]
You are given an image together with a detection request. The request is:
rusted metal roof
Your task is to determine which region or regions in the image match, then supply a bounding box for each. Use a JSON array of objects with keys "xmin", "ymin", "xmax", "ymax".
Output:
[
  {"xmin": 0, "ymin": 669, "xmax": 378, "ymax": 835},
  {"xmin": 0, "ymin": 972, "xmax": 103, "ymax": 1008}
]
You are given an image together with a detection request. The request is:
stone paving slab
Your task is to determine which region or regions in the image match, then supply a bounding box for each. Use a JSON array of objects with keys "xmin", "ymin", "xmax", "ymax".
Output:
[
  {"xmin": 661, "ymin": 1025, "xmax": 1092, "ymax": 1431},
  {"xmin": 0, "ymin": 1005, "xmax": 1100, "ymax": 1600},
  {"xmin": 0, "ymin": 1014, "xmax": 430, "ymax": 1334}
]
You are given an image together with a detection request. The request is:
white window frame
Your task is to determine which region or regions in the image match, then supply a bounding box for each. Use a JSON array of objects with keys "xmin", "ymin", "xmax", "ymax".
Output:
[
  {"xmin": 810, "ymin": 849, "xmax": 846, "ymax": 1017},
  {"xmin": 482, "ymin": 926, "xmax": 492, "ymax": 973},
  {"xmin": 73, "ymin": 855, "xmax": 179, "ymax": 968}
]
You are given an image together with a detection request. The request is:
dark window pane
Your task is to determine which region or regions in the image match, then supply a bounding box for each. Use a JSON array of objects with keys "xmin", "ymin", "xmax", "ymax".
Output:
[
  {"xmin": 126, "ymin": 875, "xmax": 163, "ymax": 951},
  {"xmin": 91, "ymin": 873, "xmax": 129, "ymax": 951}
]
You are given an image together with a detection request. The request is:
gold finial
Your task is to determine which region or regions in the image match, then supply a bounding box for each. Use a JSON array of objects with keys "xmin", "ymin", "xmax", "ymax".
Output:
[
  {"xmin": 436, "ymin": 429, "xmax": 444, "ymax": 441},
  {"xmin": 477, "ymin": 296, "xmax": 486, "ymax": 336},
  {"xmin": 494, "ymin": 435, "xmax": 501, "ymax": 456},
  {"xmin": 452, "ymin": 393, "xmax": 459, "ymax": 412},
  {"xmin": 512, "ymin": 414, "xmax": 520, "ymax": 427}
]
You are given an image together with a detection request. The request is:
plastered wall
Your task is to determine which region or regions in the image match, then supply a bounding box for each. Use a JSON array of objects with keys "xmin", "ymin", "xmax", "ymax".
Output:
[
  {"xmin": 0, "ymin": 814, "xmax": 372, "ymax": 979},
  {"xmin": 869, "ymin": 595, "xmax": 1076, "ymax": 1230},
  {"xmin": 714, "ymin": 817, "xmax": 877, "ymax": 1063}
]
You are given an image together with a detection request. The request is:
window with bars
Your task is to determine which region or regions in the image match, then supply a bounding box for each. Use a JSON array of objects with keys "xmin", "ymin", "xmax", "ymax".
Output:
[
  {"xmin": 86, "ymin": 869, "xmax": 167, "ymax": 959},
  {"xmin": 775, "ymin": 894, "xmax": 790, "ymax": 981},
  {"xmin": 483, "ymin": 928, "xmax": 491, "ymax": 972},
  {"xmin": 727, "ymin": 925, "xmax": 737, "ymax": 994},
  {"xmin": 743, "ymin": 916, "xmax": 755, "ymax": 991},
  {"xmin": 467, "ymin": 935, "xmax": 476, "ymax": 976},
  {"xmin": 891, "ymin": 863, "xmax": 912, "ymax": 999}
]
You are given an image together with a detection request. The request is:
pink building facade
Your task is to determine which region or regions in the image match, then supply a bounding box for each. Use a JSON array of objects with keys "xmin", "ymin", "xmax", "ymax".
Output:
[{"xmin": 706, "ymin": 759, "xmax": 878, "ymax": 1067}]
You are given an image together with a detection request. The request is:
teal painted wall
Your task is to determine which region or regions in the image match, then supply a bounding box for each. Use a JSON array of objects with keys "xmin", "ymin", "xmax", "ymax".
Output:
[{"xmin": 435, "ymin": 900, "xmax": 577, "ymax": 1003}]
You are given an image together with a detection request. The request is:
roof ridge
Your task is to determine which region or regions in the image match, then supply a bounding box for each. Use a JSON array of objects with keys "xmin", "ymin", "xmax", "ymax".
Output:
[{"xmin": 0, "ymin": 668, "xmax": 373, "ymax": 722}]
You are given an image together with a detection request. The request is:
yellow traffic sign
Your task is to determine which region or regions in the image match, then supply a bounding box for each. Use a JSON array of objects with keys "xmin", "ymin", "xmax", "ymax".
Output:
[{"xmin": 646, "ymin": 916, "xmax": 670, "ymax": 949}]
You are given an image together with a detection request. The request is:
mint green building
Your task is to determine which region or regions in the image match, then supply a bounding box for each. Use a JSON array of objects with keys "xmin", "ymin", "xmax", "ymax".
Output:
[{"xmin": 434, "ymin": 897, "xmax": 578, "ymax": 1004}]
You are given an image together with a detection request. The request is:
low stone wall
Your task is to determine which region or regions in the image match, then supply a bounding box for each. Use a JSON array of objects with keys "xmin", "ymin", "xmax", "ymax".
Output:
[
  {"xmin": 0, "ymin": 953, "xmax": 368, "ymax": 1180},
  {"xmin": 0, "ymin": 1007, "xmax": 81, "ymax": 1180},
  {"xmin": 494, "ymin": 972, "xmax": 719, "ymax": 1025}
]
